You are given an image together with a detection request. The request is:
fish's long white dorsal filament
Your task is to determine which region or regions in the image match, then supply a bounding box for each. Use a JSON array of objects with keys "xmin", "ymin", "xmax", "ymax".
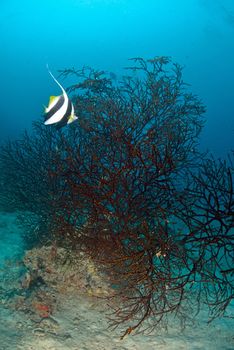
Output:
[{"xmin": 46, "ymin": 64, "xmax": 66, "ymax": 95}]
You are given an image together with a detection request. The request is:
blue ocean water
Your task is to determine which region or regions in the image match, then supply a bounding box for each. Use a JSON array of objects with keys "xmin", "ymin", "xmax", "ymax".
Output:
[
  {"xmin": 0, "ymin": 0, "xmax": 233, "ymax": 155},
  {"xmin": 0, "ymin": 1, "xmax": 234, "ymax": 349}
]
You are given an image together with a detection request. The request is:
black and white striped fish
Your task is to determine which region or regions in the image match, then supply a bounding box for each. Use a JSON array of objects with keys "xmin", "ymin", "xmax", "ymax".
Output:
[{"xmin": 44, "ymin": 65, "xmax": 78, "ymax": 128}]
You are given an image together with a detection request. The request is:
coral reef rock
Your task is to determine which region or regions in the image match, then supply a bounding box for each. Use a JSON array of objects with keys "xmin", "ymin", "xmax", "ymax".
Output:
[{"xmin": 23, "ymin": 246, "xmax": 112, "ymax": 297}]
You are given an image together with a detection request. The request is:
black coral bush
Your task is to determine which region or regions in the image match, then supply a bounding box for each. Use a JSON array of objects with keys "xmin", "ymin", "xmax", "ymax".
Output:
[{"xmin": 0, "ymin": 57, "xmax": 233, "ymax": 335}]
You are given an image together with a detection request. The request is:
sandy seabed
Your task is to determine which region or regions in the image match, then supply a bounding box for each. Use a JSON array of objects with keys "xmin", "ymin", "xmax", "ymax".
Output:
[{"xmin": 0, "ymin": 211, "xmax": 233, "ymax": 350}]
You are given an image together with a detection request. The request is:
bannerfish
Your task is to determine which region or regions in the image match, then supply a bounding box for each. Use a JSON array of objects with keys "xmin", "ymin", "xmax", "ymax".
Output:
[{"xmin": 44, "ymin": 65, "xmax": 78, "ymax": 128}]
